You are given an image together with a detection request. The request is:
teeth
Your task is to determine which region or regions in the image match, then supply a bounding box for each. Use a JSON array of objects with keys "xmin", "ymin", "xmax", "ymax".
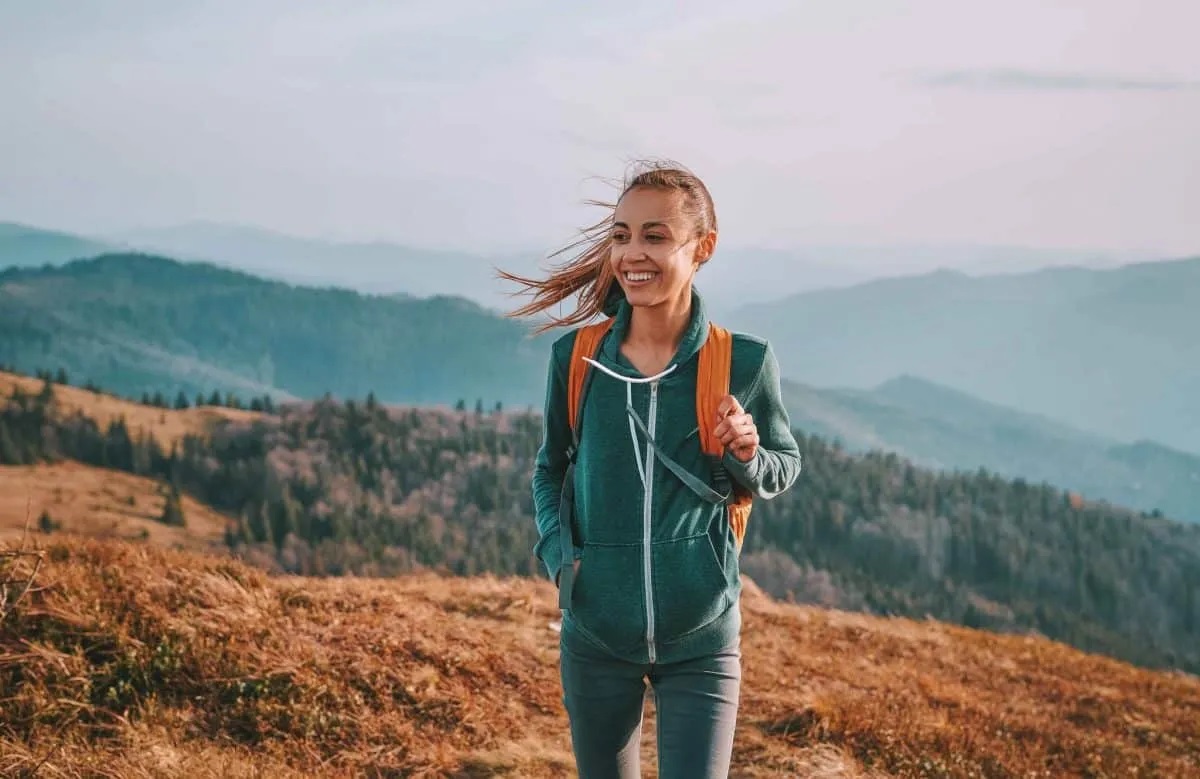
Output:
[{"xmin": 625, "ymin": 272, "xmax": 655, "ymax": 282}]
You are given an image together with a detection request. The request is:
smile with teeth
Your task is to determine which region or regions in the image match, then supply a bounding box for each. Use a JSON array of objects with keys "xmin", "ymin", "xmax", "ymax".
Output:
[{"xmin": 624, "ymin": 270, "xmax": 658, "ymax": 283}]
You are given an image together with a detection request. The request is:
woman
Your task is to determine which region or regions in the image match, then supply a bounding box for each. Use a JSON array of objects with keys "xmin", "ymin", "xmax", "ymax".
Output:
[{"xmin": 502, "ymin": 161, "xmax": 801, "ymax": 778}]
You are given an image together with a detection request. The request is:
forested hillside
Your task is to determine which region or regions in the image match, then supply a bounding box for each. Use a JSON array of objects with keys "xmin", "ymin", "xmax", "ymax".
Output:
[
  {"xmin": 7, "ymin": 251, "xmax": 1200, "ymax": 526},
  {"xmin": 4, "ymin": 377, "xmax": 1199, "ymax": 675},
  {"xmin": 0, "ymin": 253, "xmax": 550, "ymax": 406}
]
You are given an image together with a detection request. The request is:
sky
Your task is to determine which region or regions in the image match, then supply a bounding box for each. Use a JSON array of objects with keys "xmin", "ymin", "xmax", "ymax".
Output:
[{"xmin": 1, "ymin": 0, "xmax": 1197, "ymax": 259}]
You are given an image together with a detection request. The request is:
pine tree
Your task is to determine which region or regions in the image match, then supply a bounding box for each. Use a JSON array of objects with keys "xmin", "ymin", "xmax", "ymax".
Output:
[
  {"xmin": 38, "ymin": 379, "xmax": 55, "ymax": 406},
  {"xmin": 54, "ymin": 367, "xmax": 69, "ymax": 386},
  {"xmin": 0, "ymin": 420, "xmax": 21, "ymax": 465},
  {"xmin": 174, "ymin": 391, "xmax": 190, "ymax": 410},
  {"xmin": 159, "ymin": 483, "xmax": 186, "ymax": 527},
  {"xmin": 207, "ymin": 390, "xmax": 222, "ymax": 406},
  {"xmin": 38, "ymin": 509, "xmax": 58, "ymax": 533}
]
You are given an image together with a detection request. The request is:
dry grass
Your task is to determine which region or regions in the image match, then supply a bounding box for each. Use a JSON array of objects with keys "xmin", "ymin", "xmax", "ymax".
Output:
[
  {"xmin": 0, "ymin": 370, "xmax": 260, "ymax": 448},
  {"xmin": 0, "ymin": 462, "xmax": 232, "ymax": 553},
  {"xmin": 1, "ymin": 537, "xmax": 1197, "ymax": 778}
]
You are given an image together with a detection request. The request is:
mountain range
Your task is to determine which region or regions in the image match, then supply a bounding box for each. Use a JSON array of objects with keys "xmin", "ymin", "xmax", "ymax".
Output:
[
  {"xmin": 3, "ymin": 220, "xmax": 1137, "ymax": 315},
  {"xmin": 726, "ymin": 257, "xmax": 1200, "ymax": 454},
  {"xmin": 2, "ymin": 251, "xmax": 1198, "ymax": 522},
  {"xmin": 3, "ymin": 221, "xmax": 1198, "ymax": 517},
  {"xmin": 783, "ymin": 374, "xmax": 1200, "ymax": 522}
]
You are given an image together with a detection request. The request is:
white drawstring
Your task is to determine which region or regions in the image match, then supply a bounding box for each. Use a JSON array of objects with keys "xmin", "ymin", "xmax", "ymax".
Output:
[
  {"xmin": 581, "ymin": 356, "xmax": 678, "ymax": 384},
  {"xmin": 581, "ymin": 355, "xmax": 677, "ymax": 490}
]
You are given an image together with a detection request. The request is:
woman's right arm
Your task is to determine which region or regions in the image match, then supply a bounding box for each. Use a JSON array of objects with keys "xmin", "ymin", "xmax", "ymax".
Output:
[{"xmin": 531, "ymin": 335, "xmax": 573, "ymax": 584}]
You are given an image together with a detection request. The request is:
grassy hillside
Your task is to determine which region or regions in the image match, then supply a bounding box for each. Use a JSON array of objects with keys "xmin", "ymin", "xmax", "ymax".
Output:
[
  {"xmin": 781, "ymin": 374, "xmax": 1200, "ymax": 522},
  {"xmin": 0, "ymin": 253, "xmax": 551, "ymax": 407},
  {"xmin": 0, "ymin": 369, "xmax": 259, "ymax": 448},
  {"xmin": 5, "ymin": 375, "xmax": 1200, "ymax": 676},
  {"xmin": 0, "ymin": 461, "xmax": 232, "ymax": 551},
  {"xmin": 2, "ymin": 537, "xmax": 1197, "ymax": 778},
  {"xmin": 729, "ymin": 257, "xmax": 1200, "ymax": 454}
]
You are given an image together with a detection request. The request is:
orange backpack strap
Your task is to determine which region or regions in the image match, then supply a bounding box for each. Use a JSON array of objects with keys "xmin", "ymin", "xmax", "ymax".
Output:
[
  {"xmin": 696, "ymin": 323, "xmax": 733, "ymax": 456},
  {"xmin": 696, "ymin": 322, "xmax": 754, "ymax": 549},
  {"xmin": 567, "ymin": 318, "xmax": 615, "ymax": 436},
  {"xmin": 558, "ymin": 318, "xmax": 614, "ymax": 610}
]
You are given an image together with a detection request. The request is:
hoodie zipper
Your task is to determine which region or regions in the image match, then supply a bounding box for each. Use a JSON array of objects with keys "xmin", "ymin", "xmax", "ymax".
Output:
[{"xmin": 644, "ymin": 380, "xmax": 659, "ymax": 664}]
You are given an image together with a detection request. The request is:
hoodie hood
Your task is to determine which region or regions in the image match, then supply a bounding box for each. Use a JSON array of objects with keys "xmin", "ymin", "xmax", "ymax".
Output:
[{"xmin": 593, "ymin": 286, "xmax": 712, "ymax": 382}]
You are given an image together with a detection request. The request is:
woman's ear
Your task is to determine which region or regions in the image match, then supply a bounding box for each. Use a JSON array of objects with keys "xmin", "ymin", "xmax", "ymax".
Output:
[{"xmin": 695, "ymin": 230, "xmax": 718, "ymax": 266}]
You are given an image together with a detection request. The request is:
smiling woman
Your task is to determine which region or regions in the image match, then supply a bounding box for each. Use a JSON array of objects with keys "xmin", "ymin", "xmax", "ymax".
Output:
[
  {"xmin": 498, "ymin": 160, "xmax": 802, "ymax": 779},
  {"xmin": 498, "ymin": 162, "xmax": 717, "ymax": 333}
]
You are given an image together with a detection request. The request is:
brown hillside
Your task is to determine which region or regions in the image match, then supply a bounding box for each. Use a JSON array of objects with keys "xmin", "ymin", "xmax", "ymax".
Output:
[
  {"xmin": 0, "ymin": 370, "xmax": 260, "ymax": 447},
  {"xmin": 2, "ymin": 538, "xmax": 1197, "ymax": 778},
  {"xmin": 0, "ymin": 462, "xmax": 231, "ymax": 553}
]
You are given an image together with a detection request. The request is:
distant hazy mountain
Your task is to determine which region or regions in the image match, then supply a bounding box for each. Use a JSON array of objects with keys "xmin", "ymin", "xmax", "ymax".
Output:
[
  {"xmin": 107, "ymin": 222, "xmax": 539, "ymax": 314},
  {"xmin": 109, "ymin": 223, "xmax": 869, "ymax": 315},
  {"xmin": 108, "ymin": 222, "xmax": 1136, "ymax": 317},
  {"xmin": 729, "ymin": 257, "xmax": 1200, "ymax": 454},
  {"xmin": 0, "ymin": 222, "xmax": 114, "ymax": 269},
  {"xmin": 782, "ymin": 374, "xmax": 1200, "ymax": 522},
  {"xmin": 0, "ymin": 253, "xmax": 552, "ymax": 407}
]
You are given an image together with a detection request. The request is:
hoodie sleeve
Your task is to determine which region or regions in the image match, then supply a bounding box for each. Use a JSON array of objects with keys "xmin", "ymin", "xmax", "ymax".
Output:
[
  {"xmin": 531, "ymin": 334, "xmax": 575, "ymax": 583},
  {"xmin": 721, "ymin": 339, "xmax": 802, "ymax": 499}
]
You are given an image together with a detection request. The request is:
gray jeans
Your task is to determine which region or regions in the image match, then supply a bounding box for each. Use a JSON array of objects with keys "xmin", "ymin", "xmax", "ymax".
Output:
[{"xmin": 559, "ymin": 633, "xmax": 742, "ymax": 778}]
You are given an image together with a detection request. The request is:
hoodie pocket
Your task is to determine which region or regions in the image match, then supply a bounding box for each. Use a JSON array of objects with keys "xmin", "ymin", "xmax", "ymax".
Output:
[
  {"xmin": 570, "ymin": 543, "xmax": 646, "ymax": 656},
  {"xmin": 652, "ymin": 532, "xmax": 731, "ymax": 645}
]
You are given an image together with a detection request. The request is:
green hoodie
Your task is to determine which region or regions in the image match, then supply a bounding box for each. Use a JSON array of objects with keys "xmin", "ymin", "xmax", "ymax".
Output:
[{"xmin": 532, "ymin": 289, "xmax": 802, "ymax": 665}]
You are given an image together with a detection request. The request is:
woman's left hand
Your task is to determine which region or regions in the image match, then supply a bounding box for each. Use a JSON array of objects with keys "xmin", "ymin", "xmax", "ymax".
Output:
[{"xmin": 714, "ymin": 394, "xmax": 758, "ymax": 463}]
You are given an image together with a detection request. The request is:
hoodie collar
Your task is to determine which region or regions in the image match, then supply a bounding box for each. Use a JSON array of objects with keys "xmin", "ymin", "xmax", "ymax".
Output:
[{"xmin": 596, "ymin": 286, "xmax": 711, "ymax": 380}]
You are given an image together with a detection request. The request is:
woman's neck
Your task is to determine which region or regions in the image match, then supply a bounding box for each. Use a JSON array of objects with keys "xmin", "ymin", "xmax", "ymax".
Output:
[{"xmin": 625, "ymin": 289, "xmax": 693, "ymax": 354}]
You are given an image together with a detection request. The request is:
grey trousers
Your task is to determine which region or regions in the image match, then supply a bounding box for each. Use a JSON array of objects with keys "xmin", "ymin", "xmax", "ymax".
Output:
[{"xmin": 559, "ymin": 633, "xmax": 742, "ymax": 779}]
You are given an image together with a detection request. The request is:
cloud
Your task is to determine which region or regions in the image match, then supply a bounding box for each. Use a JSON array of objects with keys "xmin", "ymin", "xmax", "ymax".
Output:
[{"xmin": 918, "ymin": 68, "xmax": 1200, "ymax": 93}]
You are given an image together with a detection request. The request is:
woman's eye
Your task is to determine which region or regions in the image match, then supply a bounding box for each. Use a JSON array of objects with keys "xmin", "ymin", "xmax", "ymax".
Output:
[
  {"xmin": 646, "ymin": 234, "xmax": 665, "ymax": 242},
  {"xmin": 612, "ymin": 232, "xmax": 629, "ymax": 242}
]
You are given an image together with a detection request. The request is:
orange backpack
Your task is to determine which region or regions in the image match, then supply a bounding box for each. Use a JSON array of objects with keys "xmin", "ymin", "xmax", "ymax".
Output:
[{"xmin": 565, "ymin": 318, "xmax": 754, "ymax": 548}]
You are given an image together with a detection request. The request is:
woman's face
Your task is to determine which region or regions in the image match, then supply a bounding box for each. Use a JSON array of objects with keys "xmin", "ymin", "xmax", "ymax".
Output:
[{"xmin": 609, "ymin": 186, "xmax": 715, "ymax": 311}]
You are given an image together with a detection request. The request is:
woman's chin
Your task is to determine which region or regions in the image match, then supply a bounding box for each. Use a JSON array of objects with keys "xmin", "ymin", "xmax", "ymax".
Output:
[{"xmin": 624, "ymin": 290, "xmax": 661, "ymax": 307}]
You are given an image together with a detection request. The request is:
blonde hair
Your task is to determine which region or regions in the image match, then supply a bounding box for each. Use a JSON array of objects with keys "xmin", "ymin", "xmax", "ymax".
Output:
[{"xmin": 498, "ymin": 160, "xmax": 717, "ymax": 333}]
